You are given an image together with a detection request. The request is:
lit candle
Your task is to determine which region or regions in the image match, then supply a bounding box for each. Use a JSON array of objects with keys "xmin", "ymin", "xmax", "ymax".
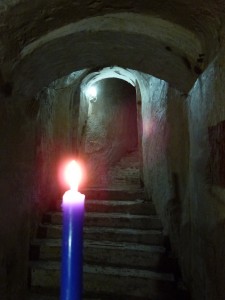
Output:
[{"xmin": 60, "ymin": 160, "xmax": 85, "ymax": 300}]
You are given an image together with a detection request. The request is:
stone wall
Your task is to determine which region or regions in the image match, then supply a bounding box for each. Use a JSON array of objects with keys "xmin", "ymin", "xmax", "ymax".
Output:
[
  {"xmin": 1, "ymin": 2, "xmax": 225, "ymax": 300},
  {"xmin": 185, "ymin": 47, "xmax": 225, "ymax": 299},
  {"xmin": 0, "ymin": 71, "xmax": 89, "ymax": 300},
  {"xmin": 0, "ymin": 95, "xmax": 37, "ymax": 300},
  {"xmin": 1, "ymin": 61, "xmax": 225, "ymax": 300},
  {"xmin": 141, "ymin": 48, "xmax": 225, "ymax": 299},
  {"xmin": 36, "ymin": 71, "xmax": 87, "ymax": 207}
]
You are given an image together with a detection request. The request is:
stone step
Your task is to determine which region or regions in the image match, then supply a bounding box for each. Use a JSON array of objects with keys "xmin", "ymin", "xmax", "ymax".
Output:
[
  {"xmin": 110, "ymin": 167, "xmax": 140, "ymax": 176},
  {"xmin": 29, "ymin": 262, "xmax": 177, "ymax": 300},
  {"xmin": 110, "ymin": 150, "xmax": 139, "ymax": 166},
  {"xmin": 28, "ymin": 287, "xmax": 181, "ymax": 300},
  {"xmin": 30, "ymin": 239, "xmax": 174, "ymax": 272},
  {"xmin": 28, "ymin": 292, "xmax": 57, "ymax": 300},
  {"xmin": 44, "ymin": 212, "xmax": 162, "ymax": 230},
  {"xmin": 110, "ymin": 168, "xmax": 140, "ymax": 178},
  {"xmin": 84, "ymin": 199, "xmax": 156, "ymax": 215},
  {"xmin": 37, "ymin": 225, "xmax": 165, "ymax": 245},
  {"xmin": 28, "ymin": 291, "xmax": 131, "ymax": 300},
  {"xmin": 79, "ymin": 188, "xmax": 145, "ymax": 200},
  {"xmin": 110, "ymin": 181, "xmax": 140, "ymax": 188}
]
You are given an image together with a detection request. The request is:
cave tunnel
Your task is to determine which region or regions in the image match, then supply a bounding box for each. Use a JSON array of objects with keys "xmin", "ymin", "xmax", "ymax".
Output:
[
  {"xmin": 79, "ymin": 78, "xmax": 139, "ymax": 188},
  {"xmin": 1, "ymin": 1, "xmax": 225, "ymax": 300}
]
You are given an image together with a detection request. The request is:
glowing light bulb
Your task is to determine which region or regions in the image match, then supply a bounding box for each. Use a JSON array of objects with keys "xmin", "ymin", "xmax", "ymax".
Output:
[{"xmin": 86, "ymin": 86, "xmax": 97, "ymax": 98}]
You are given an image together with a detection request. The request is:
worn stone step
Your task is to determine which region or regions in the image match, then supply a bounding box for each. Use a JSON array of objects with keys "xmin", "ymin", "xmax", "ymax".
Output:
[
  {"xmin": 28, "ymin": 287, "xmax": 181, "ymax": 300},
  {"xmin": 55, "ymin": 198, "xmax": 156, "ymax": 217},
  {"xmin": 37, "ymin": 225, "xmax": 165, "ymax": 245},
  {"xmin": 84, "ymin": 199, "xmax": 156, "ymax": 215},
  {"xmin": 79, "ymin": 188, "xmax": 145, "ymax": 200},
  {"xmin": 28, "ymin": 287, "xmax": 189, "ymax": 300},
  {"xmin": 28, "ymin": 290, "xmax": 105, "ymax": 300},
  {"xmin": 29, "ymin": 262, "xmax": 177, "ymax": 300},
  {"xmin": 30, "ymin": 239, "xmax": 174, "ymax": 272},
  {"xmin": 27, "ymin": 294, "xmax": 139, "ymax": 300},
  {"xmin": 110, "ymin": 171, "xmax": 140, "ymax": 179},
  {"xmin": 28, "ymin": 292, "xmax": 57, "ymax": 300},
  {"xmin": 44, "ymin": 212, "xmax": 162, "ymax": 230}
]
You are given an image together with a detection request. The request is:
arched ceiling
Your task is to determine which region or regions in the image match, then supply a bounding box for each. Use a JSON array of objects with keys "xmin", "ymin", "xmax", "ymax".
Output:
[
  {"xmin": 81, "ymin": 67, "xmax": 137, "ymax": 92},
  {"xmin": 0, "ymin": 1, "xmax": 225, "ymax": 96}
]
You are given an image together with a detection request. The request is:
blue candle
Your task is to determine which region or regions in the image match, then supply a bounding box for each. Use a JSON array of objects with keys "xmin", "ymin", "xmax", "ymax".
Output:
[{"xmin": 60, "ymin": 161, "xmax": 85, "ymax": 300}]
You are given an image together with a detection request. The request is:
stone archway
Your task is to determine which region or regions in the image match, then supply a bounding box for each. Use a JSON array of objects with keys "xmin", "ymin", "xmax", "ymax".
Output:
[
  {"xmin": 11, "ymin": 12, "xmax": 205, "ymax": 98},
  {"xmin": 79, "ymin": 77, "xmax": 139, "ymax": 187}
]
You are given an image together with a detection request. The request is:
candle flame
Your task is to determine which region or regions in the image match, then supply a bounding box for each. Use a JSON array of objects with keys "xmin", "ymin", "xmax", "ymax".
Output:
[{"xmin": 65, "ymin": 160, "xmax": 82, "ymax": 191}]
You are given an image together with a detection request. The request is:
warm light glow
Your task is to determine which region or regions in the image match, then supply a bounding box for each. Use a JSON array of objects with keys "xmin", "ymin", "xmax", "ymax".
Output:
[
  {"xmin": 63, "ymin": 189, "xmax": 85, "ymax": 205},
  {"xmin": 64, "ymin": 160, "xmax": 82, "ymax": 191},
  {"xmin": 86, "ymin": 86, "xmax": 97, "ymax": 98}
]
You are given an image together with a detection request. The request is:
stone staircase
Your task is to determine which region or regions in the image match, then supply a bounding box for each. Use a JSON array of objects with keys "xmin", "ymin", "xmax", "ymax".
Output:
[
  {"xmin": 108, "ymin": 150, "xmax": 141, "ymax": 188},
  {"xmin": 27, "ymin": 188, "xmax": 188, "ymax": 300}
]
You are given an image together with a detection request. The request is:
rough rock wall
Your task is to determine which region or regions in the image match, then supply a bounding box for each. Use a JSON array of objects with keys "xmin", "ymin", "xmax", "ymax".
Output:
[
  {"xmin": 140, "ymin": 75, "xmax": 173, "ymax": 224},
  {"xmin": 36, "ymin": 71, "xmax": 87, "ymax": 207},
  {"xmin": 80, "ymin": 78, "xmax": 138, "ymax": 186},
  {"xmin": 2, "ymin": 4, "xmax": 214, "ymax": 96},
  {"xmin": 0, "ymin": 95, "xmax": 37, "ymax": 300},
  {"xmin": 0, "ymin": 70, "xmax": 88, "ymax": 300},
  {"xmin": 186, "ymin": 47, "xmax": 225, "ymax": 300},
  {"xmin": 0, "ymin": 3, "xmax": 225, "ymax": 300},
  {"xmin": 141, "ymin": 47, "xmax": 225, "ymax": 299}
]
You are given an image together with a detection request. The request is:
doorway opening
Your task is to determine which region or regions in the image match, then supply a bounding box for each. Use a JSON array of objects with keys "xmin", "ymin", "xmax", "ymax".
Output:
[{"xmin": 80, "ymin": 77, "xmax": 141, "ymax": 189}]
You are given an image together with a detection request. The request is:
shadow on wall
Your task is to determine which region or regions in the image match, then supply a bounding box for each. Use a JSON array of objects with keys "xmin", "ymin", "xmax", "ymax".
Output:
[{"xmin": 208, "ymin": 120, "xmax": 225, "ymax": 187}]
